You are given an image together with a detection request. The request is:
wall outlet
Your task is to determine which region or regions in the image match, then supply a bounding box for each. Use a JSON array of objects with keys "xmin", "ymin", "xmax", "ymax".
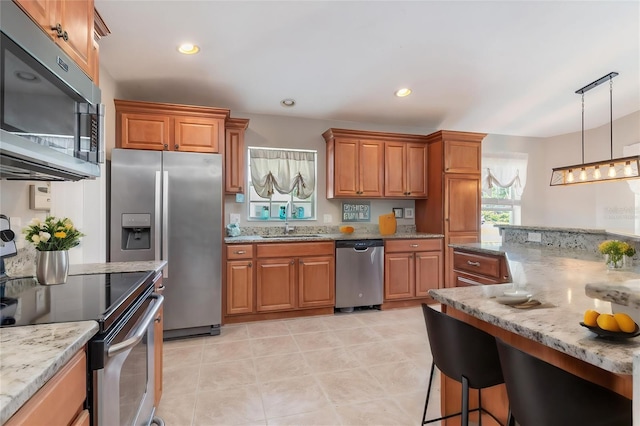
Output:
[
  {"xmin": 527, "ymin": 232, "xmax": 542, "ymax": 242},
  {"xmin": 230, "ymin": 213, "xmax": 241, "ymax": 224},
  {"xmin": 323, "ymin": 214, "xmax": 332, "ymax": 223}
]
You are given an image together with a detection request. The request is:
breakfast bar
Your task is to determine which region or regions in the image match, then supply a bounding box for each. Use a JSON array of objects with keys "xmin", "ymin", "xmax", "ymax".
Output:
[{"xmin": 430, "ymin": 243, "xmax": 640, "ymax": 424}]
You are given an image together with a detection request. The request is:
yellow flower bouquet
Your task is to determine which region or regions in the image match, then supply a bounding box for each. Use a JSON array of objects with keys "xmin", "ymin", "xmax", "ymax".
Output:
[
  {"xmin": 598, "ymin": 240, "xmax": 635, "ymax": 269},
  {"xmin": 23, "ymin": 216, "xmax": 84, "ymax": 251}
]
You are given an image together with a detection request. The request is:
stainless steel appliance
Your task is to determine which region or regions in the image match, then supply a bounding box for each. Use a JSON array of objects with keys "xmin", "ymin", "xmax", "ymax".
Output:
[
  {"xmin": 0, "ymin": 271, "xmax": 164, "ymax": 426},
  {"xmin": 0, "ymin": 1, "xmax": 104, "ymax": 181},
  {"xmin": 335, "ymin": 239, "xmax": 384, "ymax": 311},
  {"xmin": 109, "ymin": 148, "xmax": 223, "ymax": 338}
]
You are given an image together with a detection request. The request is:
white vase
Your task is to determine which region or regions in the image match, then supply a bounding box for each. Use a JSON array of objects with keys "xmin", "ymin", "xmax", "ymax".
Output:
[{"xmin": 36, "ymin": 250, "xmax": 69, "ymax": 285}]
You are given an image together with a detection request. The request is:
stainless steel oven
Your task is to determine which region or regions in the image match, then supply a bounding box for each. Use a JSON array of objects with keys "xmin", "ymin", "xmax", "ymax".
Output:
[{"xmin": 91, "ymin": 284, "xmax": 164, "ymax": 426}]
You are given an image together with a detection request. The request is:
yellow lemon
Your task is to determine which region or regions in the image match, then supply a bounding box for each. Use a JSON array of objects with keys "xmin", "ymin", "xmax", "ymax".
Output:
[
  {"xmin": 613, "ymin": 313, "xmax": 637, "ymax": 333},
  {"xmin": 596, "ymin": 314, "xmax": 621, "ymax": 332},
  {"xmin": 583, "ymin": 309, "xmax": 600, "ymax": 327}
]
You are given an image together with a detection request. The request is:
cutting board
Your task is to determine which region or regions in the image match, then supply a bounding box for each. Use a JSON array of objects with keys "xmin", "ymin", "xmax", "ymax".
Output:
[{"xmin": 379, "ymin": 213, "xmax": 397, "ymax": 235}]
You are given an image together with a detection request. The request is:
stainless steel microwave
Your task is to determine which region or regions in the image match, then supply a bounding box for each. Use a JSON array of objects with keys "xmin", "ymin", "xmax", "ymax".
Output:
[{"xmin": 0, "ymin": 1, "xmax": 104, "ymax": 181}]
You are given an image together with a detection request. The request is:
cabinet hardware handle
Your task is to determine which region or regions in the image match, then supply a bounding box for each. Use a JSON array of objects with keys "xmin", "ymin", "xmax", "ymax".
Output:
[
  {"xmin": 410, "ymin": 244, "xmax": 419, "ymax": 248},
  {"xmin": 239, "ymin": 186, "xmax": 243, "ymax": 192},
  {"xmin": 445, "ymin": 167, "xmax": 450, "ymax": 171},
  {"xmin": 248, "ymin": 262, "xmax": 252, "ymax": 267},
  {"xmin": 467, "ymin": 261, "xmax": 481, "ymax": 267},
  {"xmin": 175, "ymin": 144, "xmax": 179, "ymax": 150},
  {"xmin": 157, "ymin": 285, "xmax": 166, "ymax": 292},
  {"xmin": 234, "ymin": 250, "xmax": 246, "ymax": 254},
  {"xmin": 300, "ymin": 260, "xmax": 304, "ymax": 265},
  {"xmin": 52, "ymin": 23, "xmax": 63, "ymax": 37},
  {"xmin": 62, "ymin": 31, "xmax": 68, "ymax": 41},
  {"xmin": 154, "ymin": 317, "xmax": 162, "ymax": 323},
  {"xmin": 290, "ymin": 260, "xmax": 295, "ymax": 265},
  {"xmin": 407, "ymin": 192, "xmax": 411, "ymax": 195},
  {"xmin": 163, "ymin": 144, "xmax": 168, "ymax": 150}
]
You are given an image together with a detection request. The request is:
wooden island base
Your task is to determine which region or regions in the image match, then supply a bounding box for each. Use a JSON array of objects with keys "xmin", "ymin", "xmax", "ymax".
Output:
[{"xmin": 439, "ymin": 307, "xmax": 632, "ymax": 426}]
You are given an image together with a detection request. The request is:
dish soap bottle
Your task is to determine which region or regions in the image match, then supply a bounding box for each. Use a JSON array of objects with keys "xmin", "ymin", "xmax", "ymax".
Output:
[{"xmin": 279, "ymin": 205, "xmax": 286, "ymax": 219}]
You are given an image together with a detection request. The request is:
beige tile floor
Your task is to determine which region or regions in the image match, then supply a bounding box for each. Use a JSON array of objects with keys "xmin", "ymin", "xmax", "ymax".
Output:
[{"xmin": 156, "ymin": 306, "xmax": 442, "ymax": 426}]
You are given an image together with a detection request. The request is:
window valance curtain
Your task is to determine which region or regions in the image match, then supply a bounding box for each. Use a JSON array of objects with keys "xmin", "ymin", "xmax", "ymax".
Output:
[
  {"xmin": 482, "ymin": 152, "xmax": 528, "ymax": 198},
  {"xmin": 249, "ymin": 148, "xmax": 316, "ymax": 199}
]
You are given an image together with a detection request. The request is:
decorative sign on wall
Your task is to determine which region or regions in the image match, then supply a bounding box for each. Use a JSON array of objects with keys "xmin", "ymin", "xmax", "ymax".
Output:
[{"xmin": 342, "ymin": 201, "xmax": 371, "ymax": 222}]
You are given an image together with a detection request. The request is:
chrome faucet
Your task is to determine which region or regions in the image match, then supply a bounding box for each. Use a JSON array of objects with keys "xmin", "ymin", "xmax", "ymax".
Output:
[{"xmin": 284, "ymin": 202, "xmax": 295, "ymax": 234}]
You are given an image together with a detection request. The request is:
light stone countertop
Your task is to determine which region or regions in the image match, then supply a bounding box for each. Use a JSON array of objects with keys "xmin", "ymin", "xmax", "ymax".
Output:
[
  {"xmin": 0, "ymin": 321, "xmax": 99, "ymax": 424},
  {"xmin": 433, "ymin": 243, "xmax": 640, "ymax": 375},
  {"xmin": 225, "ymin": 232, "xmax": 443, "ymax": 244},
  {"xmin": 0, "ymin": 260, "xmax": 166, "ymax": 423}
]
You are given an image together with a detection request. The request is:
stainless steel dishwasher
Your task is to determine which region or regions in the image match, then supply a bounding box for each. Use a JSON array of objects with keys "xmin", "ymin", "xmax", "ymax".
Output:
[{"xmin": 335, "ymin": 239, "xmax": 384, "ymax": 311}]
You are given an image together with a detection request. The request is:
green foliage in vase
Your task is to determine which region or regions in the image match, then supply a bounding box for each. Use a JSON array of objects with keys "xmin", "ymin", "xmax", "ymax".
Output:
[
  {"xmin": 598, "ymin": 240, "xmax": 635, "ymax": 265},
  {"xmin": 23, "ymin": 216, "xmax": 84, "ymax": 251}
]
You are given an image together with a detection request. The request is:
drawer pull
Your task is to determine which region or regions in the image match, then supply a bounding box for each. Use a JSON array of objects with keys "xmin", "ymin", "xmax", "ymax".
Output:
[
  {"xmin": 467, "ymin": 261, "xmax": 481, "ymax": 267},
  {"xmin": 248, "ymin": 262, "xmax": 252, "ymax": 267},
  {"xmin": 410, "ymin": 244, "xmax": 419, "ymax": 248},
  {"xmin": 234, "ymin": 250, "xmax": 246, "ymax": 254}
]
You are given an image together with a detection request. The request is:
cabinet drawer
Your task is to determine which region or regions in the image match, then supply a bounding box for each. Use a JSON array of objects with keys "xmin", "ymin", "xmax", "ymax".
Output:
[
  {"xmin": 227, "ymin": 244, "xmax": 254, "ymax": 259},
  {"xmin": 257, "ymin": 242, "xmax": 334, "ymax": 258},
  {"xmin": 454, "ymin": 271, "xmax": 503, "ymax": 287},
  {"xmin": 6, "ymin": 350, "xmax": 86, "ymax": 426},
  {"xmin": 385, "ymin": 239, "xmax": 442, "ymax": 253},
  {"xmin": 453, "ymin": 251, "xmax": 501, "ymax": 278}
]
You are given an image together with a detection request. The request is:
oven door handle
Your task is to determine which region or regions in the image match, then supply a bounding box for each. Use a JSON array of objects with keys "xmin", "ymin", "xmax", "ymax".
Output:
[{"xmin": 107, "ymin": 293, "xmax": 164, "ymax": 358}]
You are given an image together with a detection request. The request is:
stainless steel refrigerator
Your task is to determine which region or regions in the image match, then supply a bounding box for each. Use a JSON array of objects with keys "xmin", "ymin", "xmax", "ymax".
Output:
[{"xmin": 109, "ymin": 148, "xmax": 222, "ymax": 339}]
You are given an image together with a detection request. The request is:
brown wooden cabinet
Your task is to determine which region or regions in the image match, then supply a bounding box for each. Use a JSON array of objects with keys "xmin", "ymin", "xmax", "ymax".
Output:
[
  {"xmin": 225, "ymin": 118, "xmax": 249, "ymax": 194},
  {"xmin": 256, "ymin": 257, "xmax": 297, "ymax": 312},
  {"xmin": 452, "ymin": 249, "xmax": 510, "ymax": 287},
  {"xmin": 115, "ymin": 100, "xmax": 229, "ymax": 153},
  {"xmin": 226, "ymin": 245, "xmax": 255, "ymax": 315},
  {"xmin": 415, "ymin": 131, "xmax": 486, "ymax": 287},
  {"xmin": 153, "ymin": 274, "xmax": 164, "ymax": 407},
  {"xmin": 5, "ymin": 349, "xmax": 87, "ymax": 426},
  {"xmin": 384, "ymin": 142, "xmax": 428, "ymax": 198},
  {"xmin": 384, "ymin": 238, "xmax": 443, "ymax": 301},
  {"xmin": 15, "ymin": 0, "xmax": 95, "ymax": 78}
]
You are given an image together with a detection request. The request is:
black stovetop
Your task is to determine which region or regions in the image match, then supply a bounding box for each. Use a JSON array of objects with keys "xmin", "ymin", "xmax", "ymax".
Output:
[{"xmin": 0, "ymin": 271, "xmax": 154, "ymax": 331}]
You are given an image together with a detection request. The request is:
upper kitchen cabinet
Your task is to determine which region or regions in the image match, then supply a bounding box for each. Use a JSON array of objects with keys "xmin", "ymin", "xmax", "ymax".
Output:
[
  {"xmin": 414, "ymin": 130, "xmax": 486, "ymax": 288},
  {"xmin": 225, "ymin": 118, "xmax": 250, "ymax": 194},
  {"xmin": 323, "ymin": 128, "xmax": 428, "ymax": 199},
  {"xmin": 115, "ymin": 100, "xmax": 230, "ymax": 153},
  {"xmin": 14, "ymin": 0, "xmax": 95, "ymax": 79}
]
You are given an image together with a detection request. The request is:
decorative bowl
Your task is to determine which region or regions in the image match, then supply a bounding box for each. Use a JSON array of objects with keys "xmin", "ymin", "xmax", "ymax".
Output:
[{"xmin": 579, "ymin": 322, "xmax": 640, "ymax": 339}]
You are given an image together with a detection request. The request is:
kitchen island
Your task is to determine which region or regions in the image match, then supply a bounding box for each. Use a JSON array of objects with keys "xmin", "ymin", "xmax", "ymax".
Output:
[
  {"xmin": 430, "ymin": 243, "xmax": 640, "ymax": 424},
  {"xmin": 0, "ymin": 260, "xmax": 166, "ymax": 424}
]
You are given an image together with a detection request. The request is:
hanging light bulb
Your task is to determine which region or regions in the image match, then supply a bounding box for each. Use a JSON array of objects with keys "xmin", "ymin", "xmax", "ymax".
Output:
[
  {"xmin": 579, "ymin": 168, "xmax": 587, "ymax": 181},
  {"xmin": 593, "ymin": 166, "xmax": 601, "ymax": 179},
  {"xmin": 624, "ymin": 161, "xmax": 632, "ymax": 176},
  {"xmin": 608, "ymin": 163, "xmax": 617, "ymax": 178},
  {"xmin": 567, "ymin": 169, "xmax": 574, "ymax": 183}
]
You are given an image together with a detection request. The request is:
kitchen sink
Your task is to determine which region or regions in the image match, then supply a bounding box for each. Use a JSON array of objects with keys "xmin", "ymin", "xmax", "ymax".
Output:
[{"xmin": 260, "ymin": 234, "xmax": 324, "ymax": 238}]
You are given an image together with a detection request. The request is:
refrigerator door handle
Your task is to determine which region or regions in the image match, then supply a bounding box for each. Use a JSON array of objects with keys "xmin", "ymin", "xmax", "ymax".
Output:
[
  {"xmin": 154, "ymin": 171, "xmax": 162, "ymax": 263},
  {"xmin": 162, "ymin": 170, "xmax": 169, "ymax": 278}
]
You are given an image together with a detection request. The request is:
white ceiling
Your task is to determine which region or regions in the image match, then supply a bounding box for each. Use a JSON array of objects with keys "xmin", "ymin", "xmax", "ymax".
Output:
[{"xmin": 94, "ymin": 0, "xmax": 640, "ymax": 138}]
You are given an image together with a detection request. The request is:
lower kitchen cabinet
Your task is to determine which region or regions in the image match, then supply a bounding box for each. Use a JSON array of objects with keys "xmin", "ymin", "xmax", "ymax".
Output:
[
  {"xmin": 153, "ymin": 275, "xmax": 164, "ymax": 407},
  {"xmin": 5, "ymin": 349, "xmax": 88, "ymax": 426},
  {"xmin": 224, "ymin": 242, "xmax": 335, "ymax": 321},
  {"xmin": 452, "ymin": 249, "xmax": 510, "ymax": 286},
  {"xmin": 384, "ymin": 239, "xmax": 443, "ymax": 301}
]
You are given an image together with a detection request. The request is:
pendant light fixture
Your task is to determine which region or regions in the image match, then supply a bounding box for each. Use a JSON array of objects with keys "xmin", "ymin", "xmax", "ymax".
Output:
[{"xmin": 550, "ymin": 72, "xmax": 639, "ymax": 186}]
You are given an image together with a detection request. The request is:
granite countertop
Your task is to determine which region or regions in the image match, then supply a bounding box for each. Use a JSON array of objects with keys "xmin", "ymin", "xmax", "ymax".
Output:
[
  {"xmin": 4, "ymin": 260, "xmax": 167, "ymax": 281},
  {"xmin": 225, "ymin": 232, "xmax": 443, "ymax": 244},
  {"xmin": 432, "ymin": 243, "xmax": 640, "ymax": 375},
  {"xmin": 0, "ymin": 321, "xmax": 99, "ymax": 424}
]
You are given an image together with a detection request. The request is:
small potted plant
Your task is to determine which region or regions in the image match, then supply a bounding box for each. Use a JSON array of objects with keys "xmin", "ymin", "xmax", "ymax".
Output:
[
  {"xmin": 598, "ymin": 240, "xmax": 634, "ymax": 269},
  {"xmin": 23, "ymin": 216, "xmax": 84, "ymax": 284}
]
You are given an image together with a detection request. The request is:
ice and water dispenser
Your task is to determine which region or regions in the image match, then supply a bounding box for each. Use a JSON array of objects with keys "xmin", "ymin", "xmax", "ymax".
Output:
[{"xmin": 121, "ymin": 214, "xmax": 151, "ymax": 250}]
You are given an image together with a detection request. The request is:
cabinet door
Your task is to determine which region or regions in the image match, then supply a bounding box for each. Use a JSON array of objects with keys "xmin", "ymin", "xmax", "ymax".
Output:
[
  {"xmin": 415, "ymin": 251, "xmax": 442, "ymax": 297},
  {"xmin": 226, "ymin": 260, "xmax": 254, "ymax": 315},
  {"xmin": 14, "ymin": 0, "xmax": 56, "ymax": 32},
  {"xmin": 225, "ymin": 127, "xmax": 245, "ymax": 193},
  {"xmin": 298, "ymin": 255, "xmax": 335, "ymax": 308},
  {"xmin": 359, "ymin": 140, "xmax": 384, "ymax": 197},
  {"xmin": 256, "ymin": 258, "xmax": 296, "ymax": 312},
  {"xmin": 174, "ymin": 117, "xmax": 222, "ymax": 153},
  {"xmin": 384, "ymin": 253, "xmax": 414, "ymax": 300},
  {"xmin": 444, "ymin": 174, "xmax": 481, "ymax": 234},
  {"xmin": 119, "ymin": 112, "xmax": 171, "ymax": 150},
  {"xmin": 444, "ymin": 140, "xmax": 481, "ymax": 173},
  {"xmin": 153, "ymin": 276, "xmax": 164, "ymax": 407},
  {"xmin": 334, "ymin": 139, "xmax": 360, "ymax": 196},
  {"xmin": 56, "ymin": 0, "xmax": 94, "ymax": 77},
  {"xmin": 406, "ymin": 143, "xmax": 428, "ymax": 198},
  {"xmin": 384, "ymin": 142, "xmax": 406, "ymax": 197}
]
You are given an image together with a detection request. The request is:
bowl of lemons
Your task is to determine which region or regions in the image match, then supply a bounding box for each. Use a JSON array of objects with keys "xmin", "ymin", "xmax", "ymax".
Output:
[{"xmin": 580, "ymin": 309, "xmax": 640, "ymax": 339}]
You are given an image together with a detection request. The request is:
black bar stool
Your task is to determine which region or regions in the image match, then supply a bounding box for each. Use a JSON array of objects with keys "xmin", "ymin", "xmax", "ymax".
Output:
[
  {"xmin": 495, "ymin": 338, "xmax": 632, "ymax": 426},
  {"xmin": 422, "ymin": 304, "xmax": 508, "ymax": 426}
]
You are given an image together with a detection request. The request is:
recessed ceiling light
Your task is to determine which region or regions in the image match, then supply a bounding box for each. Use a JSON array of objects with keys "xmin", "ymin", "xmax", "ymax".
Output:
[
  {"xmin": 178, "ymin": 43, "xmax": 200, "ymax": 55},
  {"xmin": 280, "ymin": 99, "xmax": 296, "ymax": 107},
  {"xmin": 395, "ymin": 88, "xmax": 412, "ymax": 97},
  {"xmin": 15, "ymin": 71, "xmax": 39, "ymax": 82}
]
